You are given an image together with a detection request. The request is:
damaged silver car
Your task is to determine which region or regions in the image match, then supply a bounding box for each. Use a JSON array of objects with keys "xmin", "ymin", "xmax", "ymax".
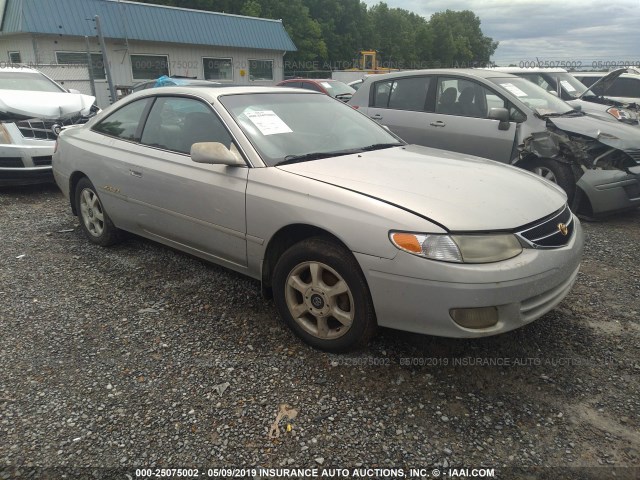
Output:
[
  {"xmin": 52, "ymin": 86, "xmax": 583, "ymax": 352},
  {"xmin": 0, "ymin": 66, "xmax": 97, "ymax": 186},
  {"xmin": 349, "ymin": 69, "xmax": 640, "ymax": 217}
]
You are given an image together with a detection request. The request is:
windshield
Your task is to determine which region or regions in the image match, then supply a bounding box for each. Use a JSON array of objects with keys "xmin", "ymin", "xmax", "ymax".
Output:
[
  {"xmin": 542, "ymin": 72, "xmax": 588, "ymax": 99},
  {"xmin": 490, "ymin": 77, "xmax": 576, "ymax": 116},
  {"xmin": 0, "ymin": 72, "xmax": 65, "ymax": 93},
  {"xmin": 220, "ymin": 92, "xmax": 401, "ymax": 166}
]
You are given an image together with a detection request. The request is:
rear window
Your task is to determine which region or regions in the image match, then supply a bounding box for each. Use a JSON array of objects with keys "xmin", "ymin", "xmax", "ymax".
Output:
[{"xmin": 604, "ymin": 78, "xmax": 640, "ymax": 98}]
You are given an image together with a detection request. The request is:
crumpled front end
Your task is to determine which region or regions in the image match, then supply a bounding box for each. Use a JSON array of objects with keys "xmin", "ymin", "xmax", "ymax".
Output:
[{"xmin": 518, "ymin": 119, "xmax": 640, "ymax": 215}]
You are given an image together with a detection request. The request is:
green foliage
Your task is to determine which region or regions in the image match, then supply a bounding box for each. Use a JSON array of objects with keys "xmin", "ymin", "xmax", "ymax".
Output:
[{"xmin": 137, "ymin": 0, "xmax": 498, "ymax": 70}]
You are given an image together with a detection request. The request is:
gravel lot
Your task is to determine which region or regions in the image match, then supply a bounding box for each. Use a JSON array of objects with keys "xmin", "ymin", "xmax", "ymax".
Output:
[{"xmin": 1, "ymin": 184, "xmax": 638, "ymax": 479}]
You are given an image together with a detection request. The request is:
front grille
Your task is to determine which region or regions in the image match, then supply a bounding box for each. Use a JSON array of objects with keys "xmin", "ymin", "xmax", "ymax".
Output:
[
  {"xmin": 626, "ymin": 149, "xmax": 640, "ymax": 163},
  {"xmin": 0, "ymin": 157, "xmax": 24, "ymax": 168},
  {"xmin": 16, "ymin": 114, "xmax": 90, "ymax": 140},
  {"xmin": 517, "ymin": 205, "xmax": 574, "ymax": 248},
  {"xmin": 32, "ymin": 155, "xmax": 52, "ymax": 166}
]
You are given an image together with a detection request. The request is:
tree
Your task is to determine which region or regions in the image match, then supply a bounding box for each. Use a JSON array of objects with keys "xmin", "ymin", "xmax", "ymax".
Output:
[{"xmin": 429, "ymin": 10, "xmax": 498, "ymax": 66}]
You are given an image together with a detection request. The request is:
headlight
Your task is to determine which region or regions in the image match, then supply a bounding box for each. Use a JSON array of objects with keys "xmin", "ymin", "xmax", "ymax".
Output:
[
  {"xmin": 606, "ymin": 106, "xmax": 637, "ymax": 123},
  {"xmin": 390, "ymin": 232, "xmax": 523, "ymax": 263},
  {"xmin": 0, "ymin": 123, "xmax": 13, "ymax": 144}
]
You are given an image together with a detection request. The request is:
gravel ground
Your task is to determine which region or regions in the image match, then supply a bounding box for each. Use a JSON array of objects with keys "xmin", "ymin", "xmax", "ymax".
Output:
[{"xmin": 0, "ymin": 184, "xmax": 638, "ymax": 480}]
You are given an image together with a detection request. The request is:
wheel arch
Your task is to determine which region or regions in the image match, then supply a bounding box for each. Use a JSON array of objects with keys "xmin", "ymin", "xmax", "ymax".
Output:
[
  {"xmin": 260, "ymin": 223, "xmax": 351, "ymax": 298},
  {"xmin": 68, "ymin": 171, "xmax": 89, "ymax": 216}
]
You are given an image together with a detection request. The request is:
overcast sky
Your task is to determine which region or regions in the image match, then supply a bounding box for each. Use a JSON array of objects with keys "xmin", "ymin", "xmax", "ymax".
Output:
[{"xmin": 362, "ymin": 0, "xmax": 640, "ymax": 67}]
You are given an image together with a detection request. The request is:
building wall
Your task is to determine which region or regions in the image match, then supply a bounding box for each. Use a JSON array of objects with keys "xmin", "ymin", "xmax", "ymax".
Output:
[{"xmin": 0, "ymin": 33, "xmax": 286, "ymax": 105}]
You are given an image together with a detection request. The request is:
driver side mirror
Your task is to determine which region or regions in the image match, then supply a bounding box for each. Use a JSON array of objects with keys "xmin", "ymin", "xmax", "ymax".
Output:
[
  {"xmin": 190, "ymin": 142, "xmax": 245, "ymax": 166},
  {"xmin": 488, "ymin": 107, "xmax": 510, "ymax": 131}
]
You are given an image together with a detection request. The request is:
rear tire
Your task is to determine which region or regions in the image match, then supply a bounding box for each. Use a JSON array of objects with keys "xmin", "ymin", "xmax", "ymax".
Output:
[
  {"xmin": 272, "ymin": 237, "xmax": 377, "ymax": 352},
  {"xmin": 74, "ymin": 177, "xmax": 121, "ymax": 246},
  {"xmin": 525, "ymin": 158, "xmax": 576, "ymax": 202}
]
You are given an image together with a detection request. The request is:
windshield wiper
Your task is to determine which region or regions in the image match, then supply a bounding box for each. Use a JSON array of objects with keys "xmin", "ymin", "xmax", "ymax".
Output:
[
  {"xmin": 537, "ymin": 109, "xmax": 583, "ymax": 118},
  {"xmin": 276, "ymin": 149, "xmax": 360, "ymax": 166},
  {"xmin": 360, "ymin": 142, "xmax": 405, "ymax": 151},
  {"xmin": 275, "ymin": 143, "xmax": 405, "ymax": 166}
]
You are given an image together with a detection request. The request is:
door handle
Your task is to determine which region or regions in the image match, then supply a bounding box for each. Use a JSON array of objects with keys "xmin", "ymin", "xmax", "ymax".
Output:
[
  {"xmin": 371, "ymin": 114, "xmax": 383, "ymax": 120},
  {"xmin": 129, "ymin": 169, "xmax": 142, "ymax": 178},
  {"xmin": 430, "ymin": 121, "xmax": 446, "ymax": 127}
]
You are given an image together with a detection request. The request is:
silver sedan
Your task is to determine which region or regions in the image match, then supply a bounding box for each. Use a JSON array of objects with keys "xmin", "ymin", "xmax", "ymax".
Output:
[{"xmin": 52, "ymin": 86, "xmax": 584, "ymax": 351}]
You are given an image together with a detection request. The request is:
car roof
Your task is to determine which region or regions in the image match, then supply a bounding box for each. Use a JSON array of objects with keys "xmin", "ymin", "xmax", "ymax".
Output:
[
  {"xmin": 358, "ymin": 68, "xmax": 520, "ymax": 82},
  {"xmin": 132, "ymin": 85, "xmax": 311, "ymax": 99}
]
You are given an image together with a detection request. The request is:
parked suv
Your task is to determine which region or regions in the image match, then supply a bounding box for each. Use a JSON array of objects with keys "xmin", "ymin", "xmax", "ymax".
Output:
[
  {"xmin": 0, "ymin": 66, "xmax": 97, "ymax": 186},
  {"xmin": 349, "ymin": 69, "xmax": 640, "ymax": 217},
  {"xmin": 572, "ymin": 71, "xmax": 640, "ymax": 105},
  {"xmin": 486, "ymin": 67, "xmax": 638, "ymax": 125}
]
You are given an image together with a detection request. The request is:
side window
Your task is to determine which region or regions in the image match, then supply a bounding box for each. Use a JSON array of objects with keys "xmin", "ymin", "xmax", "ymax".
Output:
[
  {"xmin": 387, "ymin": 76, "xmax": 430, "ymax": 111},
  {"xmin": 436, "ymin": 78, "xmax": 486, "ymax": 118},
  {"xmin": 371, "ymin": 80, "xmax": 393, "ymax": 107},
  {"xmin": 608, "ymin": 78, "xmax": 640, "ymax": 98},
  {"xmin": 93, "ymin": 98, "xmax": 151, "ymax": 141},
  {"xmin": 140, "ymin": 97, "xmax": 233, "ymax": 155},
  {"xmin": 577, "ymin": 76, "xmax": 598, "ymax": 88},
  {"xmin": 436, "ymin": 78, "xmax": 461, "ymax": 114}
]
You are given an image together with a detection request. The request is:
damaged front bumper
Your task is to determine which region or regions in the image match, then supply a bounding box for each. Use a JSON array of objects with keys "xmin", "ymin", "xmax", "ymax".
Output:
[
  {"xmin": 520, "ymin": 118, "xmax": 640, "ymax": 215},
  {"xmin": 577, "ymin": 166, "xmax": 640, "ymax": 215}
]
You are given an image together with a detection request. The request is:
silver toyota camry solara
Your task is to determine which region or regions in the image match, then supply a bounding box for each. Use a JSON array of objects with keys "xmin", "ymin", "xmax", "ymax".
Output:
[{"xmin": 52, "ymin": 86, "xmax": 584, "ymax": 352}]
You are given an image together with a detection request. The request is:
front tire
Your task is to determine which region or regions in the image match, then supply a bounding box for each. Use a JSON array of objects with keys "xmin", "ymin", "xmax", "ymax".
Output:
[
  {"xmin": 74, "ymin": 177, "xmax": 121, "ymax": 246},
  {"xmin": 272, "ymin": 237, "xmax": 377, "ymax": 352},
  {"xmin": 525, "ymin": 158, "xmax": 576, "ymax": 202}
]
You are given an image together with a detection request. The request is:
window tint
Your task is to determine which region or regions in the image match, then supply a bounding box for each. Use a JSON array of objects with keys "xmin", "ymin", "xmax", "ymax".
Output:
[
  {"xmin": 371, "ymin": 77, "xmax": 429, "ymax": 111},
  {"xmin": 93, "ymin": 98, "xmax": 151, "ymax": 140},
  {"xmin": 577, "ymin": 76, "xmax": 599, "ymax": 88},
  {"xmin": 301, "ymin": 82, "xmax": 322, "ymax": 92},
  {"xmin": 372, "ymin": 80, "xmax": 393, "ymax": 107},
  {"xmin": 140, "ymin": 97, "xmax": 232, "ymax": 154},
  {"xmin": 606, "ymin": 78, "xmax": 640, "ymax": 98},
  {"xmin": 388, "ymin": 77, "xmax": 430, "ymax": 111}
]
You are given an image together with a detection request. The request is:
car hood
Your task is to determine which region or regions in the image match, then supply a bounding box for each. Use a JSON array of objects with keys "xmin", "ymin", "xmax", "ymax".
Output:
[
  {"xmin": 277, "ymin": 145, "xmax": 566, "ymax": 231},
  {"xmin": 547, "ymin": 114, "xmax": 640, "ymax": 150},
  {"xmin": 578, "ymin": 68, "xmax": 626, "ymax": 100},
  {"xmin": 0, "ymin": 90, "xmax": 96, "ymax": 121}
]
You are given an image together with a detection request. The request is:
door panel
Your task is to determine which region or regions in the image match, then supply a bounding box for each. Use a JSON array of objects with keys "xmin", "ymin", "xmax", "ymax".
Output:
[
  {"xmin": 427, "ymin": 77, "xmax": 517, "ymax": 162},
  {"xmin": 124, "ymin": 96, "xmax": 249, "ymax": 266}
]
